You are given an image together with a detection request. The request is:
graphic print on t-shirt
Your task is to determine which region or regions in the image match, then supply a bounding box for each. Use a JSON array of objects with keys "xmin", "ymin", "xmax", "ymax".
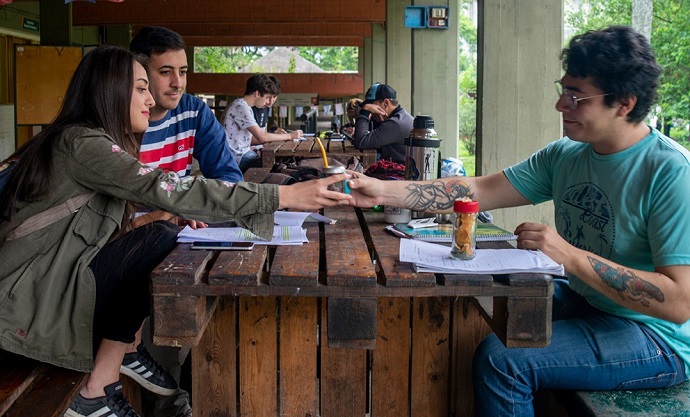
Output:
[{"xmin": 556, "ymin": 182, "xmax": 615, "ymax": 258}]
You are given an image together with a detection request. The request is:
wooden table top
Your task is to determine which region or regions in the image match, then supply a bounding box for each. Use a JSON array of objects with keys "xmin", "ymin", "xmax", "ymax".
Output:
[
  {"xmin": 260, "ymin": 137, "xmax": 377, "ymax": 168},
  {"xmin": 150, "ymin": 206, "xmax": 553, "ymax": 349}
]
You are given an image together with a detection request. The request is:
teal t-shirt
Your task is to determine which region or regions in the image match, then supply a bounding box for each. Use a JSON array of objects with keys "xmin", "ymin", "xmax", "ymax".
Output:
[{"xmin": 504, "ymin": 127, "xmax": 690, "ymax": 373}]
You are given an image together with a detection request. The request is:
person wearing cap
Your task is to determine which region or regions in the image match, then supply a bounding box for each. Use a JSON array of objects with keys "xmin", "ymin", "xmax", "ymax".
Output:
[{"xmin": 353, "ymin": 83, "xmax": 414, "ymax": 164}]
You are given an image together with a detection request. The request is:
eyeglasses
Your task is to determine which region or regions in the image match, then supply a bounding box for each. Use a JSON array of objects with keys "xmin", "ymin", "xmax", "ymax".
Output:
[{"xmin": 555, "ymin": 80, "xmax": 612, "ymax": 110}]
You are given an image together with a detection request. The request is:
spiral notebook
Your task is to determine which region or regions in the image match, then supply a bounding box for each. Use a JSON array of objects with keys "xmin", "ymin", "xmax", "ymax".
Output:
[{"xmin": 390, "ymin": 222, "xmax": 516, "ymax": 243}]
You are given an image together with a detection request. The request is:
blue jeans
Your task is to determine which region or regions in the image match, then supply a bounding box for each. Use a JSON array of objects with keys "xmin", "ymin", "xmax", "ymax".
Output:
[
  {"xmin": 472, "ymin": 279, "xmax": 687, "ymax": 417},
  {"xmin": 239, "ymin": 149, "xmax": 262, "ymax": 172}
]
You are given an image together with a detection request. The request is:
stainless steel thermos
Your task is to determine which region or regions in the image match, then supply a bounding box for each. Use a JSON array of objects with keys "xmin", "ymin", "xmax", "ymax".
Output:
[{"xmin": 405, "ymin": 115, "xmax": 441, "ymax": 218}]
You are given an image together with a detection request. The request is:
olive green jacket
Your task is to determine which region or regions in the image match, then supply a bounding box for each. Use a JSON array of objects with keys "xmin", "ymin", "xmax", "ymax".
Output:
[{"xmin": 0, "ymin": 126, "xmax": 278, "ymax": 371}]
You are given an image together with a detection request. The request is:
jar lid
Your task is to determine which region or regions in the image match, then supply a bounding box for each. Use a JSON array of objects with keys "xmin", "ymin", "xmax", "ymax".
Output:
[
  {"xmin": 413, "ymin": 115, "xmax": 434, "ymax": 129},
  {"xmin": 453, "ymin": 199, "xmax": 479, "ymax": 213}
]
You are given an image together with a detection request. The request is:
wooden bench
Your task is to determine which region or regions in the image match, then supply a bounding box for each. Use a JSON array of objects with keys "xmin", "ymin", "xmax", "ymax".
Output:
[
  {"xmin": 0, "ymin": 350, "xmax": 87, "ymax": 417},
  {"xmin": 552, "ymin": 383, "xmax": 690, "ymax": 417},
  {"xmin": 0, "ymin": 350, "xmax": 144, "ymax": 417}
]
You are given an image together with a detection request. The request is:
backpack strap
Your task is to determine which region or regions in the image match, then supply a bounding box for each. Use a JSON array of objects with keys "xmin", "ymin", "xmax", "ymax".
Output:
[{"xmin": 5, "ymin": 192, "xmax": 95, "ymax": 242}]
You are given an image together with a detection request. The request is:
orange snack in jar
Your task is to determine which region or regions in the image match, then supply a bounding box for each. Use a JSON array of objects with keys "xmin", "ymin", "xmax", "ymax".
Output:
[{"xmin": 451, "ymin": 198, "xmax": 479, "ymax": 259}]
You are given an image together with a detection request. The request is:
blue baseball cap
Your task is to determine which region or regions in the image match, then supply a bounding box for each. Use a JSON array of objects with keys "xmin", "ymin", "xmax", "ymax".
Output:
[{"xmin": 362, "ymin": 83, "xmax": 397, "ymax": 104}]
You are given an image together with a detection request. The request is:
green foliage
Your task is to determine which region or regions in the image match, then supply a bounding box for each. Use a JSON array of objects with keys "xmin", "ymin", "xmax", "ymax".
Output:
[
  {"xmin": 194, "ymin": 46, "xmax": 263, "ymax": 73},
  {"xmin": 457, "ymin": 0, "xmax": 478, "ymax": 170},
  {"xmin": 565, "ymin": 0, "xmax": 690, "ymax": 123},
  {"xmin": 297, "ymin": 47, "xmax": 358, "ymax": 72}
]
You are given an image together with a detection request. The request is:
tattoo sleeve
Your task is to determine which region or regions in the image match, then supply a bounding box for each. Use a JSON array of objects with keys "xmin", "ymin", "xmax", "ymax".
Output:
[
  {"xmin": 403, "ymin": 179, "xmax": 474, "ymax": 212},
  {"xmin": 587, "ymin": 256, "xmax": 665, "ymax": 308}
]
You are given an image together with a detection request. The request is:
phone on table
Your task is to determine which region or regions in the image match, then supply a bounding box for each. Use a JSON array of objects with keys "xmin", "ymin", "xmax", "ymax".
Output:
[{"xmin": 190, "ymin": 241, "xmax": 255, "ymax": 251}]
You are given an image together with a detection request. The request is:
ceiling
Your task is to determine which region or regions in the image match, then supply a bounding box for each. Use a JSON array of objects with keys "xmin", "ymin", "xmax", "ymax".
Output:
[{"xmin": 72, "ymin": 0, "xmax": 387, "ymax": 47}]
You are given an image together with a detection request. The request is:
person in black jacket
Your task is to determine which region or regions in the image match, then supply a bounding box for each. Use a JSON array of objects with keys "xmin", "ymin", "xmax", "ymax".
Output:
[{"xmin": 353, "ymin": 83, "xmax": 414, "ymax": 164}]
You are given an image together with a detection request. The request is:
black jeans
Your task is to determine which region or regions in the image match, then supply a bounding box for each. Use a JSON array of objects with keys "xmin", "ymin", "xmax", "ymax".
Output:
[{"xmin": 89, "ymin": 220, "xmax": 179, "ymax": 345}]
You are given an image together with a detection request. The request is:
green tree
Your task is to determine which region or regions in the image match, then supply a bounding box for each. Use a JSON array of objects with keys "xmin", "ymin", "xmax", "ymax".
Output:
[
  {"xmin": 457, "ymin": 0, "xmax": 478, "ymax": 174},
  {"xmin": 297, "ymin": 47, "xmax": 358, "ymax": 72},
  {"xmin": 565, "ymin": 0, "xmax": 690, "ymax": 136},
  {"xmin": 194, "ymin": 46, "xmax": 263, "ymax": 73}
]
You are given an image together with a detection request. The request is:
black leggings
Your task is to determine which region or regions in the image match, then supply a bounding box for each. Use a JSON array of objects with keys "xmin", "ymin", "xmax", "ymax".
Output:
[{"xmin": 89, "ymin": 220, "xmax": 179, "ymax": 345}]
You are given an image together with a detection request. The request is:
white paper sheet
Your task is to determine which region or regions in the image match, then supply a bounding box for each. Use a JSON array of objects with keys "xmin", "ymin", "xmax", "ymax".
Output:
[
  {"xmin": 274, "ymin": 211, "xmax": 335, "ymax": 226},
  {"xmin": 177, "ymin": 225, "xmax": 308, "ymax": 245},
  {"xmin": 335, "ymin": 103, "xmax": 344, "ymax": 116},
  {"xmin": 399, "ymin": 239, "xmax": 564, "ymax": 275}
]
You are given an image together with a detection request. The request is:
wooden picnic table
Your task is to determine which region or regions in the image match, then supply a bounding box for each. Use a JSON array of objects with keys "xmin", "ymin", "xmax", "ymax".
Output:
[
  {"xmin": 260, "ymin": 137, "xmax": 377, "ymax": 168},
  {"xmin": 149, "ymin": 181, "xmax": 553, "ymax": 416}
]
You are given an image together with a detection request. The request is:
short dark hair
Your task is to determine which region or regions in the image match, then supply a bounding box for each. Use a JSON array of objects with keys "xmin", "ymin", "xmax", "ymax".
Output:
[
  {"xmin": 268, "ymin": 75, "xmax": 281, "ymax": 95},
  {"xmin": 130, "ymin": 26, "xmax": 186, "ymax": 57},
  {"xmin": 244, "ymin": 74, "xmax": 279, "ymax": 96},
  {"xmin": 561, "ymin": 25, "xmax": 662, "ymax": 123}
]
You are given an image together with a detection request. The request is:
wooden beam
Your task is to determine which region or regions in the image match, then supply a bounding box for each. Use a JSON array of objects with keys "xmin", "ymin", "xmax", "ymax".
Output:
[
  {"xmin": 183, "ymin": 36, "xmax": 364, "ymax": 47},
  {"xmin": 186, "ymin": 73, "xmax": 364, "ymax": 96},
  {"xmin": 73, "ymin": 0, "xmax": 386, "ymax": 26},
  {"xmin": 131, "ymin": 22, "xmax": 372, "ymax": 46}
]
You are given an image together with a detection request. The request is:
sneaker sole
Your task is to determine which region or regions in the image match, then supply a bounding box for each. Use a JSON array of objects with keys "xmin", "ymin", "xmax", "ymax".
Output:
[{"xmin": 119, "ymin": 365, "xmax": 177, "ymax": 396}]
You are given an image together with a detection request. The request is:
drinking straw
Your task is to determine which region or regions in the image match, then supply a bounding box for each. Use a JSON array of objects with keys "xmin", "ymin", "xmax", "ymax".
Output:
[{"xmin": 315, "ymin": 136, "xmax": 329, "ymax": 168}]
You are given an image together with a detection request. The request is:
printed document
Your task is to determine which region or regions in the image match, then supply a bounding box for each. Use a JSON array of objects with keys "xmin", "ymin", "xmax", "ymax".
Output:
[
  {"xmin": 177, "ymin": 225, "xmax": 308, "ymax": 245},
  {"xmin": 399, "ymin": 239, "xmax": 565, "ymax": 275}
]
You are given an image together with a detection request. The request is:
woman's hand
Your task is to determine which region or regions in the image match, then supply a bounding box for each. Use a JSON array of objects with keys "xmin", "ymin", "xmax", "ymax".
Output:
[{"xmin": 278, "ymin": 174, "xmax": 352, "ymax": 211}]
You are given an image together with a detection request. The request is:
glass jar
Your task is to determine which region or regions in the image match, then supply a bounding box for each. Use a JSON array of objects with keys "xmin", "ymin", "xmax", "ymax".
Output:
[
  {"xmin": 450, "ymin": 198, "xmax": 479, "ymax": 260},
  {"xmin": 323, "ymin": 166, "xmax": 350, "ymax": 194}
]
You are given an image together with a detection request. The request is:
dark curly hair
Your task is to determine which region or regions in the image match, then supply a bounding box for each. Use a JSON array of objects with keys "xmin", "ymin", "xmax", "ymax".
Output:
[{"xmin": 561, "ymin": 25, "xmax": 662, "ymax": 123}]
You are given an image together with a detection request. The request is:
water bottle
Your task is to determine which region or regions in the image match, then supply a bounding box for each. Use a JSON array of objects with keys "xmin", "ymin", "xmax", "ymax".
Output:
[{"xmin": 405, "ymin": 115, "xmax": 441, "ymax": 218}]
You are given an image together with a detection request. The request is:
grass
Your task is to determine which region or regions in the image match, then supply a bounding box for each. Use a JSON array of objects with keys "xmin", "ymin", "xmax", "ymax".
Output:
[{"xmin": 456, "ymin": 146, "xmax": 476, "ymax": 177}]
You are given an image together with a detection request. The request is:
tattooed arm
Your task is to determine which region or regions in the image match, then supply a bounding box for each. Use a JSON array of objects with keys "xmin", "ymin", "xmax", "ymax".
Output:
[
  {"xmin": 347, "ymin": 171, "xmax": 530, "ymax": 213},
  {"xmin": 515, "ymin": 222, "xmax": 690, "ymax": 324}
]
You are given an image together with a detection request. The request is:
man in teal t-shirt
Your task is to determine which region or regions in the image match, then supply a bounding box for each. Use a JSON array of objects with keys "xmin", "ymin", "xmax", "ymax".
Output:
[{"xmin": 346, "ymin": 26, "xmax": 690, "ymax": 417}]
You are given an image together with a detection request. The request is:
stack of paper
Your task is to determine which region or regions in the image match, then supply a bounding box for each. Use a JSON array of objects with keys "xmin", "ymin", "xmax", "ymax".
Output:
[
  {"xmin": 177, "ymin": 225, "xmax": 308, "ymax": 245},
  {"xmin": 176, "ymin": 212, "xmax": 335, "ymax": 246},
  {"xmin": 399, "ymin": 239, "xmax": 564, "ymax": 275}
]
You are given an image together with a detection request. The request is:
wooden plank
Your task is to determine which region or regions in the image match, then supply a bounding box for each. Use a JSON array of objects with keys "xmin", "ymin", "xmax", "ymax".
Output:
[
  {"xmin": 319, "ymin": 301, "xmax": 367, "ymax": 417},
  {"xmin": 0, "ymin": 353, "xmax": 42, "ymax": 416},
  {"xmin": 208, "ymin": 247, "xmax": 268, "ymax": 286},
  {"xmin": 365, "ymin": 210, "xmax": 437, "ymax": 287},
  {"xmin": 491, "ymin": 274, "xmax": 553, "ymax": 348},
  {"xmin": 239, "ymin": 296, "xmax": 278, "ymax": 417},
  {"xmin": 151, "ymin": 243, "xmax": 213, "ymax": 286},
  {"xmin": 120, "ymin": 376, "xmax": 142, "ymax": 416},
  {"xmin": 323, "ymin": 207, "xmax": 376, "ymax": 287},
  {"xmin": 242, "ymin": 167, "xmax": 272, "ymax": 183},
  {"xmin": 269, "ymin": 224, "xmax": 320, "ymax": 286},
  {"xmin": 193, "ymin": 297, "xmax": 238, "ymax": 417},
  {"xmin": 327, "ymin": 297, "xmax": 377, "ymax": 349},
  {"xmin": 152, "ymin": 295, "xmax": 217, "ymax": 347},
  {"xmin": 450, "ymin": 298, "xmax": 493, "ymax": 417},
  {"xmin": 371, "ymin": 298, "xmax": 411, "ymax": 417},
  {"xmin": 279, "ymin": 297, "xmax": 319, "ymax": 417},
  {"xmin": 4, "ymin": 364, "xmax": 87, "ymax": 417},
  {"xmin": 410, "ymin": 297, "xmax": 451, "ymax": 417}
]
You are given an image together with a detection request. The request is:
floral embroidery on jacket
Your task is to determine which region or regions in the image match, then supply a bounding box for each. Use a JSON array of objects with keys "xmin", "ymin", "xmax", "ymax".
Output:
[
  {"xmin": 138, "ymin": 167, "xmax": 155, "ymax": 176},
  {"xmin": 159, "ymin": 172, "xmax": 195, "ymax": 197},
  {"xmin": 111, "ymin": 144, "xmax": 121, "ymax": 153}
]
